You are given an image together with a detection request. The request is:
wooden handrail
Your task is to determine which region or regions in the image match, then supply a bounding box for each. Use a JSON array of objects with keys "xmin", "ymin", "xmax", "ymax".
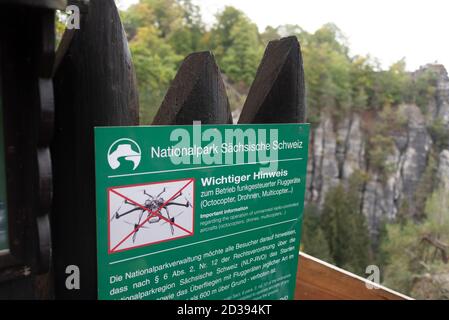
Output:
[{"xmin": 295, "ymin": 252, "xmax": 412, "ymax": 300}]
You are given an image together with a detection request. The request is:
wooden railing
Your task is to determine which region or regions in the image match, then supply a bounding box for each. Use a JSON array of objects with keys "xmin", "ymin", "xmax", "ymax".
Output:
[{"xmin": 295, "ymin": 252, "xmax": 412, "ymax": 300}]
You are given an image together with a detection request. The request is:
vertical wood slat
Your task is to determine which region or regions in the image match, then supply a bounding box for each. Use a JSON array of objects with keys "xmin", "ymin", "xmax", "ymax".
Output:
[
  {"xmin": 152, "ymin": 37, "xmax": 303, "ymax": 125},
  {"xmin": 237, "ymin": 36, "xmax": 308, "ymax": 298},
  {"xmin": 238, "ymin": 36, "xmax": 305, "ymax": 124},
  {"xmin": 52, "ymin": 0, "xmax": 139, "ymax": 299},
  {"xmin": 0, "ymin": 3, "xmax": 57, "ymax": 298},
  {"xmin": 152, "ymin": 52, "xmax": 232, "ymax": 125}
]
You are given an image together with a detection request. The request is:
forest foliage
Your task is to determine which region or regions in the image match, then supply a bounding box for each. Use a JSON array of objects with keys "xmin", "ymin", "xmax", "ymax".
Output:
[
  {"xmin": 115, "ymin": 0, "xmax": 446, "ymax": 299},
  {"xmin": 119, "ymin": 0, "xmax": 438, "ymax": 124}
]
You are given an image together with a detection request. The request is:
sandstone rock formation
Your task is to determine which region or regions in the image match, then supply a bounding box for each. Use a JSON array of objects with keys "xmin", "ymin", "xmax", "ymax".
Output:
[{"xmin": 304, "ymin": 64, "xmax": 449, "ymax": 239}]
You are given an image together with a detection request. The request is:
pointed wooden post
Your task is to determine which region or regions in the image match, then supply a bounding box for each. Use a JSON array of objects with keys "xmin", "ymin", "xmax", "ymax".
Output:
[
  {"xmin": 153, "ymin": 52, "xmax": 232, "ymax": 125},
  {"xmin": 238, "ymin": 36, "xmax": 305, "ymax": 124},
  {"xmin": 52, "ymin": 0, "xmax": 139, "ymax": 299}
]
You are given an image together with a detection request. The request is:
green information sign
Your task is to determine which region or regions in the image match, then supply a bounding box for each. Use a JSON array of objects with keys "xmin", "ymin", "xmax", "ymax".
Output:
[
  {"xmin": 95, "ymin": 123, "xmax": 309, "ymax": 300},
  {"xmin": 0, "ymin": 99, "xmax": 8, "ymax": 252}
]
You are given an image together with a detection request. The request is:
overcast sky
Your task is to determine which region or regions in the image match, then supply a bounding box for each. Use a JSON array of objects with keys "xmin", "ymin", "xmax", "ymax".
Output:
[{"xmin": 118, "ymin": 0, "xmax": 449, "ymax": 71}]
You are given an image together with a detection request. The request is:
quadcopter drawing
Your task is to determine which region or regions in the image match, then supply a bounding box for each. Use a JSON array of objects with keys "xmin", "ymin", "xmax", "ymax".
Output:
[{"xmin": 111, "ymin": 187, "xmax": 192, "ymax": 243}]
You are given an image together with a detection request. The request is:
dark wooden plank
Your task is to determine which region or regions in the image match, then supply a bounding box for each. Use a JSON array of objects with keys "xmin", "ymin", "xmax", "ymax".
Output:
[
  {"xmin": 152, "ymin": 52, "xmax": 232, "ymax": 125},
  {"xmin": 238, "ymin": 36, "xmax": 305, "ymax": 124},
  {"xmin": 52, "ymin": 0, "xmax": 139, "ymax": 299},
  {"xmin": 295, "ymin": 252, "xmax": 410, "ymax": 300},
  {"xmin": 0, "ymin": 3, "xmax": 56, "ymax": 298},
  {"xmin": 0, "ymin": 0, "xmax": 66, "ymax": 10}
]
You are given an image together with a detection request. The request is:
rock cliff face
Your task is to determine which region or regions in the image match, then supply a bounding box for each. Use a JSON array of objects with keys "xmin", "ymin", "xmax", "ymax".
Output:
[
  {"xmin": 305, "ymin": 64, "xmax": 449, "ymax": 239},
  {"xmin": 439, "ymin": 150, "xmax": 449, "ymax": 189},
  {"xmin": 429, "ymin": 64, "xmax": 449, "ymax": 128}
]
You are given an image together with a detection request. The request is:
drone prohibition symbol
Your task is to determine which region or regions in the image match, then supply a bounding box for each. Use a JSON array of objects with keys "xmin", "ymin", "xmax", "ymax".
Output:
[{"xmin": 108, "ymin": 178, "xmax": 195, "ymax": 253}]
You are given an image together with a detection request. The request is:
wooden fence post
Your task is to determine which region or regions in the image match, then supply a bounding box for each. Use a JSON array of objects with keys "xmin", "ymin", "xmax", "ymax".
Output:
[
  {"xmin": 152, "ymin": 37, "xmax": 304, "ymax": 126},
  {"xmin": 52, "ymin": 0, "xmax": 139, "ymax": 299},
  {"xmin": 153, "ymin": 52, "xmax": 232, "ymax": 125},
  {"xmin": 238, "ymin": 36, "xmax": 305, "ymax": 124}
]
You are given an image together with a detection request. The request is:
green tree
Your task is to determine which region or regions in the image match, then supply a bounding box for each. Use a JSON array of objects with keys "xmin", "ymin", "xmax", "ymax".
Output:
[
  {"xmin": 366, "ymin": 134, "xmax": 395, "ymax": 174},
  {"xmin": 382, "ymin": 188, "xmax": 449, "ymax": 299},
  {"xmin": 121, "ymin": 0, "xmax": 207, "ymax": 123},
  {"xmin": 168, "ymin": 0, "xmax": 207, "ymax": 56},
  {"xmin": 301, "ymin": 205, "xmax": 334, "ymax": 264},
  {"xmin": 412, "ymin": 68, "xmax": 438, "ymax": 114},
  {"xmin": 260, "ymin": 26, "xmax": 280, "ymax": 45},
  {"xmin": 350, "ymin": 55, "xmax": 377, "ymax": 110},
  {"xmin": 321, "ymin": 181, "xmax": 371, "ymax": 275},
  {"xmin": 122, "ymin": 0, "xmax": 205, "ymax": 55},
  {"xmin": 428, "ymin": 118, "xmax": 449, "ymax": 151},
  {"xmin": 299, "ymin": 24, "xmax": 353, "ymax": 121},
  {"xmin": 412, "ymin": 153, "xmax": 438, "ymax": 221},
  {"xmin": 142, "ymin": 0, "xmax": 183, "ymax": 37},
  {"xmin": 365, "ymin": 104, "xmax": 407, "ymax": 177},
  {"xmin": 209, "ymin": 6, "xmax": 245, "ymax": 58},
  {"xmin": 209, "ymin": 7, "xmax": 263, "ymax": 86},
  {"xmin": 373, "ymin": 59, "xmax": 411, "ymax": 108},
  {"xmin": 221, "ymin": 17, "xmax": 263, "ymax": 85},
  {"xmin": 121, "ymin": 2, "xmax": 157, "ymax": 40},
  {"xmin": 129, "ymin": 26, "xmax": 182, "ymax": 123}
]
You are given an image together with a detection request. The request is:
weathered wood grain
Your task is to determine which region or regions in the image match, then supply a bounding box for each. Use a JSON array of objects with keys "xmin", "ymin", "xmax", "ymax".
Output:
[
  {"xmin": 153, "ymin": 52, "xmax": 232, "ymax": 125},
  {"xmin": 0, "ymin": 2, "xmax": 56, "ymax": 298},
  {"xmin": 295, "ymin": 252, "xmax": 411, "ymax": 300},
  {"xmin": 52, "ymin": 0, "xmax": 139, "ymax": 299},
  {"xmin": 238, "ymin": 36, "xmax": 305, "ymax": 124}
]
